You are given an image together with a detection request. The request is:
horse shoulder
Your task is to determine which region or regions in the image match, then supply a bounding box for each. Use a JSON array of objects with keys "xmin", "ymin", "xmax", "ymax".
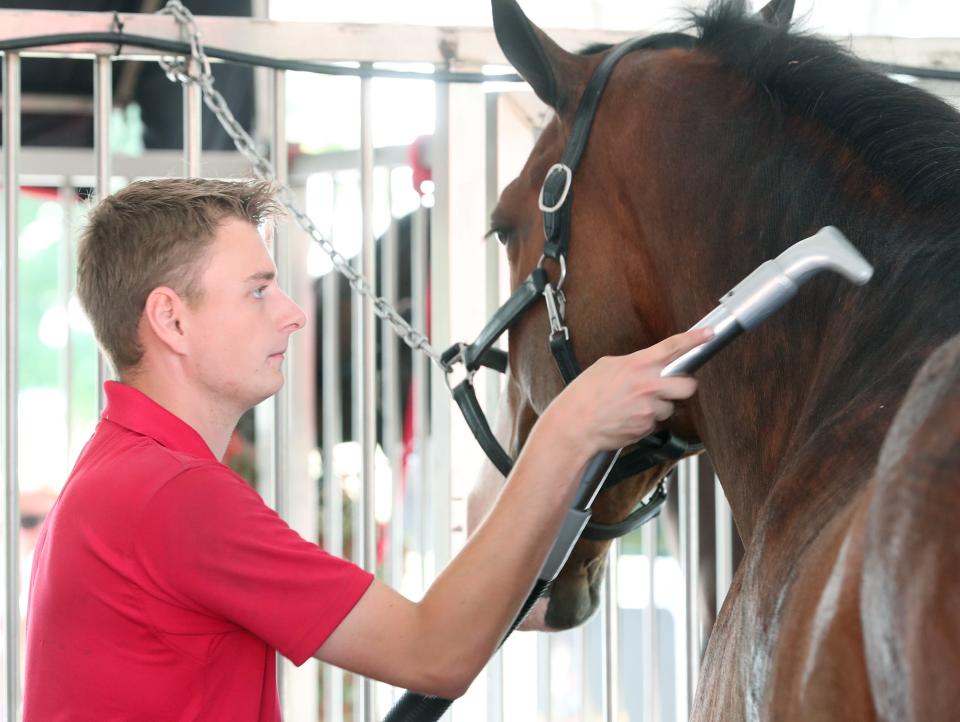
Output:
[
  {"xmin": 695, "ymin": 494, "xmax": 875, "ymax": 722},
  {"xmin": 861, "ymin": 332, "xmax": 960, "ymax": 722},
  {"xmin": 695, "ymin": 466, "xmax": 888, "ymax": 721},
  {"xmin": 764, "ymin": 492, "xmax": 876, "ymax": 720}
]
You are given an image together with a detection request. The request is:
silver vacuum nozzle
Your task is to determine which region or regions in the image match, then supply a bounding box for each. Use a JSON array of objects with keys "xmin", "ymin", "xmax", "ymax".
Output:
[
  {"xmin": 777, "ymin": 226, "xmax": 874, "ymax": 287},
  {"xmin": 661, "ymin": 226, "xmax": 874, "ymax": 377}
]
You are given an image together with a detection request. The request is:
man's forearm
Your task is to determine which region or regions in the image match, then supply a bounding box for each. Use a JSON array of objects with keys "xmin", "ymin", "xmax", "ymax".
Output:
[{"xmin": 415, "ymin": 408, "xmax": 595, "ymax": 689}]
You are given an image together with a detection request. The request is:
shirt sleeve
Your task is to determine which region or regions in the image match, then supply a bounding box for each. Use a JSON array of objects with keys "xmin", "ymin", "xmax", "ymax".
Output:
[{"xmin": 133, "ymin": 464, "xmax": 373, "ymax": 665}]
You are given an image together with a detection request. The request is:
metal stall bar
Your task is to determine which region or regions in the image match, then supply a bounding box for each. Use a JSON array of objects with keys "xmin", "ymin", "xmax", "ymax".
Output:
[
  {"xmin": 427, "ymin": 76, "xmax": 452, "ymax": 589},
  {"xmin": 183, "ymin": 59, "xmax": 201, "ymax": 176},
  {"xmin": 483, "ymin": 93, "xmax": 502, "ymax": 414},
  {"xmin": 93, "ymin": 54, "xmax": 111, "ymax": 411},
  {"xmin": 410, "ymin": 203, "xmax": 428, "ymax": 596},
  {"xmin": 2, "ymin": 49, "xmax": 21, "ymax": 722},
  {"xmin": 643, "ymin": 517, "xmax": 660, "ymax": 722},
  {"xmin": 679, "ymin": 457, "xmax": 701, "ymax": 715},
  {"xmin": 59, "ymin": 182, "xmax": 75, "ymax": 463},
  {"xmin": 537, "ymin": 633, "xmax": 551, "ymax": 720},
  {"xmin": 359, "ymin": 69, "xmax": 377, "ymax": 722},
  {"xmin": 271, "ymin": 67, "xmax": 290, "ymax": 520},
  {"xmin": 381, "ymin": 182, "xmax": 403, "ymax": 595},
  {"xmin": 482, "ymin": 90, "xmax": 504, "ymax": 722},
  {"xmin": 321, "ymin": 179, "xmax": 345, "ymax": 722},
  {"xmin": 603, "ymin": 539, "xmax": 621, "ymax": 722},
  {"xmin": 714, "ymin": 474, "xmax": 734, "ymax": 614}
]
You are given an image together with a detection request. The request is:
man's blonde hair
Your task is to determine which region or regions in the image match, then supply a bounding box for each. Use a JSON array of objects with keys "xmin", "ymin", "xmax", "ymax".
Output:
[{"xmin": 76, "ymin": 178, "xmax": 280, "ymax": 372}]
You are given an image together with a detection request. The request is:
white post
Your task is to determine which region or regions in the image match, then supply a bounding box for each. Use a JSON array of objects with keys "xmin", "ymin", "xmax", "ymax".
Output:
[
  {"xmin": 359, "ymin": 69, "xmax": 377, "ymax": 722},
  {"xmin": 2, "ymin": 49, "xmax": 21, "ymax": 722},
  {"xmin": 644, "ymin": 517, "xmax": 660, "ymax": 722},
  {"xmin": 183, "ymin": 59, "xmax": 201, "ymax": 177},
  {"xmin": 93, "ymin": 54, "xmax": 112, "ymax": 411},
  {"xmin": 679, "ymin": 458, "xmax": 701, "ymax": 715},
  {"xmin": 603, "ymin": 540, "xmax": 622, "ymax": 722}
]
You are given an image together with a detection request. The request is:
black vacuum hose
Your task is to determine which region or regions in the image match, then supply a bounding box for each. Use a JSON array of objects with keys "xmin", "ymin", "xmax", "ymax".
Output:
[{"xmin": 382, "ymin": 577, "xmax": 553, "ymax": 721}]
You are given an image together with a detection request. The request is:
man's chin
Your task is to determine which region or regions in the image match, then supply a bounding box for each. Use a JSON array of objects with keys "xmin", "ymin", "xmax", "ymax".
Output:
[{"xmin": 246, "ymin": 377, "xmax": 284, "ymax": 410}]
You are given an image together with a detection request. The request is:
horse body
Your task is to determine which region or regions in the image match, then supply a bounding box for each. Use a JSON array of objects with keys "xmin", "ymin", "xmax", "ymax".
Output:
[{"xmin": 477, "ymin": 0, "xmax": 960, "ymax": 718}]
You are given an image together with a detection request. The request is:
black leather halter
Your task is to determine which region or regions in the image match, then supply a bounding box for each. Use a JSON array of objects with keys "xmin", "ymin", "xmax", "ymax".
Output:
[{"xmin": 442, "ymin": 31, "xmax": 702, "ymax": 540}]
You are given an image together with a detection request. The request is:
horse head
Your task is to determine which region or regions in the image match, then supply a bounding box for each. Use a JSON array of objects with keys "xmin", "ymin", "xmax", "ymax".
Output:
[
  {"xmin": 470, "ymin": 0, "xmax": 805, "ymax": 630},
  {"xmin": 478, "ymin": 0, "xmax": 960, "ymax": 645}
]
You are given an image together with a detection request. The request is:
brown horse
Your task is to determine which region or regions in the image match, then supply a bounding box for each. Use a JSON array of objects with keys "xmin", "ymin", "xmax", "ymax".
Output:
[{"xmin": 468, "ymin": 0, "xmax": 960, "ymax": 718}]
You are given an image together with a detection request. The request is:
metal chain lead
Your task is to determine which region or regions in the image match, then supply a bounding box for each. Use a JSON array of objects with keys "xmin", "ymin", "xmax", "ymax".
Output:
[{"xmin": 156, "ymin": 0, "xmax": 448, "ymax": 371}]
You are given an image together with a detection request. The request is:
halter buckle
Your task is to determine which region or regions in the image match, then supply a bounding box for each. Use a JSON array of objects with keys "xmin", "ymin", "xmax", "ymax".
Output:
[
  {"xmin": 538, "ymin": 163, "xmax": 573, "ymax": 213},
  {"xmin": 443, "ymin": 345, "xmax": 477, "ymax": 391},
  {"xmin": 543, "ymin": 283, "xmax": 569, "ymax": 339}
]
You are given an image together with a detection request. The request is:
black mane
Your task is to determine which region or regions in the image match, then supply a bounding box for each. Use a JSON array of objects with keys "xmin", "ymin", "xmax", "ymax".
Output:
[{"xmin": 693, "ymin": 0, "xmax": 960, "ymax": 213}]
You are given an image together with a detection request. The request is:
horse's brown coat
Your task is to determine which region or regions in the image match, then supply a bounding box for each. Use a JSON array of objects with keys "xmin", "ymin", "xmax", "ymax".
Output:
[{"xmin": 472, "ymin": 0, "xmax": 960, "ymax": 718}]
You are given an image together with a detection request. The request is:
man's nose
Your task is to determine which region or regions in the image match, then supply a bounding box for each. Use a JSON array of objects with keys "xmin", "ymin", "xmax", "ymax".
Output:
[{"xmin": 281, "ymin": 291, "xmax": 307, "ymax": 332}]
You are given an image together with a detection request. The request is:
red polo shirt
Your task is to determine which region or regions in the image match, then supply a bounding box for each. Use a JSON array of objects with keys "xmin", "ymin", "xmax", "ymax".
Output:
[{"xmin": 24, "ymin": 381, "xmax": 373, "ymax": 721}]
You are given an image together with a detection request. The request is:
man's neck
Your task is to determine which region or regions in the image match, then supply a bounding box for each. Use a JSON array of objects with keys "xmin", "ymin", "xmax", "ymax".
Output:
[{"xmin": 121, "ymin": 373, "xmax": 238, "ymax": 461}]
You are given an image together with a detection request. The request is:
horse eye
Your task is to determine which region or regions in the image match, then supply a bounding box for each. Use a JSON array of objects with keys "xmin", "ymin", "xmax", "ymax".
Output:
[{"xmin": 495, "ymin": 229, "xmax": 512, "ymax": 246}]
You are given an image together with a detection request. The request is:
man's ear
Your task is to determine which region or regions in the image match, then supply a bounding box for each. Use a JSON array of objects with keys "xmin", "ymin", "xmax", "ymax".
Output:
[{"xmin": 142, "ymin": 286, "xmax": 190, "ymax": 356}]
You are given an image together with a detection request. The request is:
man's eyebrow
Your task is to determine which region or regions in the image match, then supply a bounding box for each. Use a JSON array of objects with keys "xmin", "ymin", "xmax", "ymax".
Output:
[{"xmin": 244, "ymin": 270, "xmax": 276, "ymax": 283}]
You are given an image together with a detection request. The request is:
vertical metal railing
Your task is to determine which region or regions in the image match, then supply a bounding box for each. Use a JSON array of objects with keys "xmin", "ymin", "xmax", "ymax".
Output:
[
  {"xmin": 321, "ymin": 178, "xmax": 345, "ymax": 720},
  {"xmin": 93, "ymin": 54, "xmax": 112, "ymax": 410},
  {"xmin": 271, "ymin": 67, "xmax": 290, "ymax": 521},
  {"xmin": 2, "ymin": 49, "xmax": 21, "ymax": 722},
  {"xmin": 643, "ymin": 516, "xmax": 660, "ymax": 722},
  {"xmin": 358, "ymin": 69, "xmax": 377, "ymax": 722},
  {"xmin": 59, "ymin": 182, "xmax": 75, "ymax": 463},
  {"xmin": 183, "ymin": 58, "xmax": 201, "ymax": 176},
  {"xmin": 269, "ymin": 65, "xmax": 297, "ymax": 713},
  {"xmin": 427, "ymin": 76, "xmax": 451, "ymax": 587},
  {"xmin": 602, "ymin": 539, "xmax": 621, "ymax": 722},
  {"xmin": 537, "ymin": 633, "xmax": 552, "ymax": 720},
  {"xmin": 381, "ymin": 202, "xmax": 402, "ymax": 596},
  {"xmin": 679, "ymin": 457, "xmax": 701, "ymax": 717},
  {"xmin": 410, "ymin": 203, "xmax": 429, "ymax": 596},
  {"xmin": 483, "ymin": 91, "xmax": 505, "ymax": 722}
]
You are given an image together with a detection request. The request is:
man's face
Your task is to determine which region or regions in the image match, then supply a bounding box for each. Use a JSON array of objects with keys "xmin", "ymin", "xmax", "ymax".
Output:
[{"xmin": 182, "ymin": 217, "xmax": 306, "ymax": 413}]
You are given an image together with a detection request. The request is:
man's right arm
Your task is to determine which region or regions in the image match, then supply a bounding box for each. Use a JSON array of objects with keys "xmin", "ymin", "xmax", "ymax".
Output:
[{"xmin": 314, "ymin": 329, "xmax": 710, "ymax": 699}]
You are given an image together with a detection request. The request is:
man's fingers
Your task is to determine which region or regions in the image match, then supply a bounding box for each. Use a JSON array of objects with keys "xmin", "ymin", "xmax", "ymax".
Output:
[
  {"xmin": 652, "ymin": 399, "xmax": 675, "ymax": 422},
  {"xmin": 655, "ymin": 375, "xmax": 698, "ymax": 401},
  {"xmin": 644, "ymin": 328, "xmax": 714, "ymax": 365}
]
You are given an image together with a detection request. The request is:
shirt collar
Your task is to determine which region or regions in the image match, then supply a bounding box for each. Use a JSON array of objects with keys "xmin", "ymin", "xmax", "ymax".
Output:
[{"xmin": 101, "ymin": 381, "xmax": 218, "ymax": 462}]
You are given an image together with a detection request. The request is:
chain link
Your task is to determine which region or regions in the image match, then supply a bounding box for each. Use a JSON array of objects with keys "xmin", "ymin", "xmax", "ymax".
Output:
[{"xmin": 156, "ymin": 0, "xmax": 448, "ymax": 371}]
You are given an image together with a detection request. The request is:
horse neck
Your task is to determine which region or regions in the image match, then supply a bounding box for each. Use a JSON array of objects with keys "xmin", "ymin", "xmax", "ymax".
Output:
[
  {"xmin": 647, "ymin": 187, "xmax": 960, "ymax": 550},
  {"xmin": 627, "ymin": 164, "xmax": 917, "ymax": 547},
  {"xmin": 600, "ymin": 36, "xmax": 960, "ymax": 551}
]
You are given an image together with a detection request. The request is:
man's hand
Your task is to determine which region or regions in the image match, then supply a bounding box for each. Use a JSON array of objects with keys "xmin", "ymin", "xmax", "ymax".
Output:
[{"xmin": 544, "ymin": 328, "xmax": 713, "ymax": 453}]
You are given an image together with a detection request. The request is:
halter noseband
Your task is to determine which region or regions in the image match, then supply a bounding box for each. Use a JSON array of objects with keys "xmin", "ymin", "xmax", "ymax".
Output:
[{"xmin": 442, "ymin": 31, "xmax": 702, "ymax": 540}]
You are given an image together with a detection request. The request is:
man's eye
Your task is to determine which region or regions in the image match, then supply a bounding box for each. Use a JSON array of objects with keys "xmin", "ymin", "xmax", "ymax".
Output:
[{"xmin": 252, "ymin": 286, "xmax": 267, "ymax": 299}]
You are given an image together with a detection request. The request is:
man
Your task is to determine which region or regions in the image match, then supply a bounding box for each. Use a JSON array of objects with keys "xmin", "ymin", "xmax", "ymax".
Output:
[{"xmin": 23, "ymin": 178, "xmax": 709, "ymax": 720}]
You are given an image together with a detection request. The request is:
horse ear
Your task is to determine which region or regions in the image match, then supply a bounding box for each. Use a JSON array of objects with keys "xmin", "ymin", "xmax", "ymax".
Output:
[
  {"xmin": 756, "ymin": 0, "xmax": 795, "ymax": 26},
  {"xmin": 491, "ymin": 0, "xmax": 586, "ymax": 113}
]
